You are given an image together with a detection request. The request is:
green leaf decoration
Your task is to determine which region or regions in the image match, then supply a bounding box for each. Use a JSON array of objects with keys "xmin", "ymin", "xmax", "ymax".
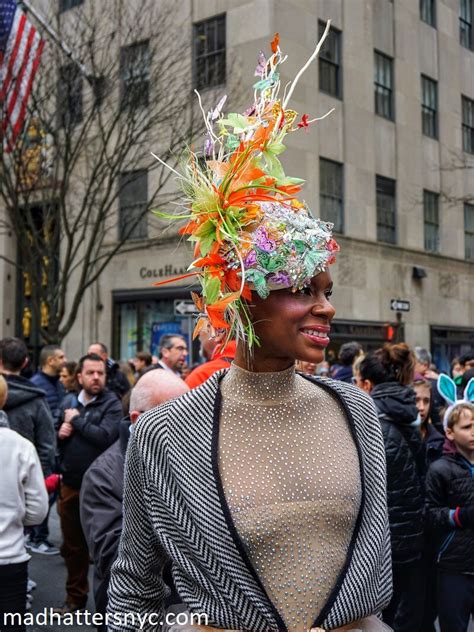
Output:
[
  {"xmin": 204, "ymin": 276, "xmax": 221, "ymax": 304},
  {"xmin": 256, "ymin": 251, "xmax": 270, "ymax": 268},
  {"xmin": 266, "ymin": 255, "xmax": 286, "ymax": 272},
  {"xmin": 303, "ymin": 251, "xmax": 319, "ymax": 276},
  {"xmin": 266, "ymin": 142, "xmax": 286, "ymax": 156},
  {"xmin": 226, "ymin": 134, "xmax": 240, "ymax": 151},
  {"xmin": 220, "ymin": 113, "xmax": 249, "ymax": 134},
  {"xmin": 293, "ymin": 240, "xmax": 307, "ymax": 254},
  {"xmin": 199, "ymin": 233, "xmax": 215, "ymax": 256},
  {"xmin": 279, "ymin": 176, "xmax": 305, "ymax": 185},
  {"xmin": 246, "ymin": 269, "xmax": 269, "ymax": 299},
  {"xmin": 263, "ymin": 153, "xmax": 286, "ymax": 181}
]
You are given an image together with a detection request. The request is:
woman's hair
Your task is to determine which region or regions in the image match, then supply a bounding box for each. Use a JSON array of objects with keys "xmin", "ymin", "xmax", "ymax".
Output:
[
  {"xmin": 63, "ymin": 361, "xmax": 79, "ymax": 392},
  {"xmin": 359, "ymin": 343, "xmax": 415, "ymax": 386},
  {"xmin": 0, "ymin": 375, "xmax": 8, "ymax": 409},
  {"xmin": 447, "ymin": 403, "xmax": 474, "ymax": 430},
  {"xmin": 64, "ymin": 361, "xmax": 78, "ymax": 377}
]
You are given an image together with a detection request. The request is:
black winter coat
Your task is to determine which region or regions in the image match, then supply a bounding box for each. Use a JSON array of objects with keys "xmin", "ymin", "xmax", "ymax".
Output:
[
  {"xmin": 80, "ymin": 418, "xmax": 179, "ymax": 620},
  {"xmin": 59, "ymin": 389, "xmax": 122, "ymax": 489},
  {"xmin": 371, "ymin": 381, "xmax": 426, "ymax": 563},
  {"xmin": 3, "ymin": 374, "xmax": 55, "ymax": 476},
  {"xmin": 423, "ymin": 422, "xmax": 444, "ymax": 465},
  {"xmin": 30, "ymin": 371, "xmax": 65, "ymax": 423},
  {"xmin": 425, "ymin": 453, "xmax": 474, "ymax": 573},
  {"xmin": 80, "ymin": 418, "xmax": 130, "ymax": 618}
]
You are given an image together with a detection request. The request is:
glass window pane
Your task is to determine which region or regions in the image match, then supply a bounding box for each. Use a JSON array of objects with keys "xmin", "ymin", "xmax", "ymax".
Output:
[
  {"xmin": 376, "ymin": 176, "xmax": 396, "ymax": 244},
  {"xmin": 119, "ymin": 171, "xmax": 148, "ymax": 241},
  {"xmin": 320, "ymin": 158, "xmax": 343, "ymax": 233},
  {"xmin": 193, "ymin": 14, "xmax": 226, "ymax": 89}
]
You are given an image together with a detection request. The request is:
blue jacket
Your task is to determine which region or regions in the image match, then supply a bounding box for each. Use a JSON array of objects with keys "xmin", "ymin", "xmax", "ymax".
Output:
[{"xmin": 31, "ymin": 371, "xmax": 65, "ymax": 422}]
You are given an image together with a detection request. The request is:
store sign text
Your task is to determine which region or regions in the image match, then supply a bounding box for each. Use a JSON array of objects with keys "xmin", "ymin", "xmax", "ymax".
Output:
[{"xmin": 140, "ymin": 265, "xmax": 187, "ymax": 280}]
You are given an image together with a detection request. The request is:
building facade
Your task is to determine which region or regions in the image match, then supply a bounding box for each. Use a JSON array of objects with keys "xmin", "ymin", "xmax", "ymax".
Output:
[{"xmin": 2, "ymin": 0, "xmax": 474, "ymax": 371}]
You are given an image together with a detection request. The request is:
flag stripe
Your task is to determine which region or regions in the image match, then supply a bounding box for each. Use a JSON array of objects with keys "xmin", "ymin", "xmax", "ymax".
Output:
[{"xmin": 1, "ymin": 1, "xmax": 44, "ymax": 151}]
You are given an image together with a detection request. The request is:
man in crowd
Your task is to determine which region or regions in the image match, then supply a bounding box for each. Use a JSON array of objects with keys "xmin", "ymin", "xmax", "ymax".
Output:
[
  {"xmin": 80, "ymin": 369, "xmax": 188, "ymax": 624},
  {"xmin": 414, "ymin": 346, "xmax": 438, "ymax": 380},
  {"xmin": 157, "ymin": 334, "xmax": 188, "ymax": 376},
  {"xmin": 0, "ymin": 337, "xmax": 57, "ymax": 555},
  {"xmin": 133, "ymin": 350, "xmax": 152, "ymax": 378},
  {"xmin": 333, "ymin": 341, "xmax": 363, "ymax": 383},
  {"xmin": 55, "ymin": 353, "xmax": 122, "ymax": 614},
  {"xmin": 88, "ymin": 342, "xmax": 130, "ymax": 399},
  {"xmin": 31, "ymin": 344, "xmax": 67, "ymax": 424}
]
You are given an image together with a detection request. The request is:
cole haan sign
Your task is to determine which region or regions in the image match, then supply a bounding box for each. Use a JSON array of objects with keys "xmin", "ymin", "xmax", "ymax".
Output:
[{"xmin": 139, "ymin": 265, "xmax": 187, "ymax": 279}]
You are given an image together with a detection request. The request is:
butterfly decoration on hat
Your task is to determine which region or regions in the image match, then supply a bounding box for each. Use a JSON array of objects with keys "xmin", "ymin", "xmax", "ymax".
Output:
[
  {"xmin": 437, "ymin": 374, "xmax": 474, "ymax": 429},
  {"xmin": 152, "ymin": 25, "xmax": 339, "ymax": 347}
]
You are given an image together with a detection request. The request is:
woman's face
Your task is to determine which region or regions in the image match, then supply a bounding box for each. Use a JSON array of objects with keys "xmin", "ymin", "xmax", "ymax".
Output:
[
  {"xmin": 414, "ymin": 383, "xmax": 431, "ymax": 423},
  {"xmin": 240, "ymin": 271, "xmax": 335, "ymax": 371},
  {"xmin": 60, "ymin": 367, "xmax": 73, "ymax": 390}
]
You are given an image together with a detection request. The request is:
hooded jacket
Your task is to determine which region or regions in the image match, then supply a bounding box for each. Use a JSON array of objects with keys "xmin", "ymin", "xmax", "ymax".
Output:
[
  {"xmin": 425, "ymin": 451, "xmax": 474, "ymax": 574},
  {"xmin": 371, "ymin": 381, "xmax": 426, "ymax": 563},
  {"xmin": 58, "ymin": 389, "xmax": 123, "ymax": 489},
  {"xmin": 3, "ymin": 373, "xmax": 56, "ymax": 476}
]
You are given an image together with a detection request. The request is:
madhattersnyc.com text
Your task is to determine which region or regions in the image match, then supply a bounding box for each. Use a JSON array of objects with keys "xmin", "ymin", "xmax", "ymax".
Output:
[{"xmin": 3, "ymin": 609, "xmax": 209, "ymax": 628}]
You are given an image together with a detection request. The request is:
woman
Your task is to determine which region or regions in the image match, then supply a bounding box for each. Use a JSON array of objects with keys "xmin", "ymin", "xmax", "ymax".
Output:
[
  {"xmin": 108, "ymin": 32, "xmax": 391, "ymax": 632},
  {"xmin": 358, "ymin": 345, "xmax": 426, "ymax": 632}
]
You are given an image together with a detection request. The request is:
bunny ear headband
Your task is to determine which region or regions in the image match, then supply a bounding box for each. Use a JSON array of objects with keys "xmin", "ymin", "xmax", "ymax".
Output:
[{"xmin": 437, "ymin": 374, "xmax": 474, "ymax": 429}]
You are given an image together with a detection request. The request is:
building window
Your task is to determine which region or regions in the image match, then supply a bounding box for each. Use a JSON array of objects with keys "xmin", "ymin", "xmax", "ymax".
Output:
[
  {"xmin": 318, "ymin": 21, "xmax": 342, "ymax": 99},
  {"xmin": 374, "ymin": 51, "xmax": 394, "ymax": 120},
  {"xmin": 421, "ymin": 75, "xmax": 438, "ymax": 139},
  {"xmin": 420, "ymin": 0, "xmax": 436, "ymax": 26},
  {"xmin": 376, "ymin": 175, "xmax": 396, "ymax": 244},
  {"xmin": 119, "ymin": 171, "xmax": 148, "ymax": 241},
  {"xmin": 58, "ymin": 63, "xmax": 82, "ymax": 128},
  {"xmin": 423, "ymin": 190, "xmax": 439, "ymax": 252},
  {"xmin": 193, "ymin": 14, "xmax": 226, "ymax": 90},
  {"xmin": 462, "ymin": 95, "xmax": 474, "ymax": 154},
  {"xmin": 319, "ymin": 158, "xmax": 344, "ymax": 233},
  {"xmin": 120, "ymin": 41, "xmax": 150, "ymax": 109},
  {"xmin": 460, "ymin": 0, "xmax": 473, "ymax": 49},
  {"xmin": 465, "ymin": 203, "xmax": 474, "ymax": 260},
  {"xmin": 59, "ymin": 0, "xmax": 83, "ymax": 11}
]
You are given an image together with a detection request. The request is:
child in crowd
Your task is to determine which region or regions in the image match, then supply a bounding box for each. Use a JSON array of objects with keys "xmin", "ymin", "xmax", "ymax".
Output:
[
  {"xmin": 414, "ymin": 379, "xmax": 444, "ymax": 464},
  {"xmin": 425, "ymin": 402, "xmax": 474, "ymax": 632},
  {"xmin": 0, "ymin": 374, "xmax": 49, "ymax": 631}
]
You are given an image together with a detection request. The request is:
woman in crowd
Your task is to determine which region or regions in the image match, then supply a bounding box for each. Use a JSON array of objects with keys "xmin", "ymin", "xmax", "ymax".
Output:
[
  {"xmin": 0, "ymin": 375, "xmax": 48, "ymax": 631},
  {"xmin": 108, "ymin": 32, "xmax": 392, "ymax": 632},
  {"xmin": 359, "ymin": 345, "xmax": 426, "ymax": 632}
]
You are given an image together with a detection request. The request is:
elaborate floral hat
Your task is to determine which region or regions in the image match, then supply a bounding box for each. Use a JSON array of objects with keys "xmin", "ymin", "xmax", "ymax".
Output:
[{"xmin": 154, "ymin": 26, "xmax": 339, "ymax": 346}]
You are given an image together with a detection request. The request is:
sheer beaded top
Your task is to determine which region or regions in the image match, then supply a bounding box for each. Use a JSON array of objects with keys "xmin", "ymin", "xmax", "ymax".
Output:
[{"xmin": 219, "ymin": 364, "xmax": 362, "ymax": 632}]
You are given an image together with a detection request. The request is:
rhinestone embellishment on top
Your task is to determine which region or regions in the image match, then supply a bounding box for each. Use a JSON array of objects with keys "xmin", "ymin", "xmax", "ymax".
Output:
[{"xmin": 219, "ymin": 364, "xmax": 362, "ymax": 632}]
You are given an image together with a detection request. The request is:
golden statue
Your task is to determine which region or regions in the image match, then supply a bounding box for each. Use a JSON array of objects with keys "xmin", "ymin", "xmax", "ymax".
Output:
[
  {"xmin": 40, "ymin": 301, "xmax": 49, "ymax": 328},
  {"xmin": 22, "ymin": 307, "xmax": 32, "ymax": 338},
  {"xmin": 23, "ymin": 272, "xmax": 32, "ymax": 297},
  {"xmin": 42, "ymin": 256, "xmax": 49, "ymax": 287}
]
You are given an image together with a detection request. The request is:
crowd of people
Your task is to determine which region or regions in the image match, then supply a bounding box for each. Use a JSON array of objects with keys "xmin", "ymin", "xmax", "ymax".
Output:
[{"xmin": 0, "ymin": 332, "xmax": 473, "ymax": 631}]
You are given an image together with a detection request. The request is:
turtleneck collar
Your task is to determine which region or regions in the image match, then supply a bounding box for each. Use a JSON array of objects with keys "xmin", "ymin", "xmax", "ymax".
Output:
[{"xmin": 221, "ymin": 363, "xmax": 298, "ymax": 403}]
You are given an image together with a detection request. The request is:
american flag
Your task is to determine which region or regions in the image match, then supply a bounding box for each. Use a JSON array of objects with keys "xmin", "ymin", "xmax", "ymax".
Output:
[{"xmin": 0, "ymin": 0, "xmax": 44, "ymax": 152}]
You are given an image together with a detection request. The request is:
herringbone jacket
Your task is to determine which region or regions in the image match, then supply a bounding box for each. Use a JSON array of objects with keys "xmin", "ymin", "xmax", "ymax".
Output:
[{"xmin": 107, "ymin": 372, "xmax": 392, "ymax": 631}]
